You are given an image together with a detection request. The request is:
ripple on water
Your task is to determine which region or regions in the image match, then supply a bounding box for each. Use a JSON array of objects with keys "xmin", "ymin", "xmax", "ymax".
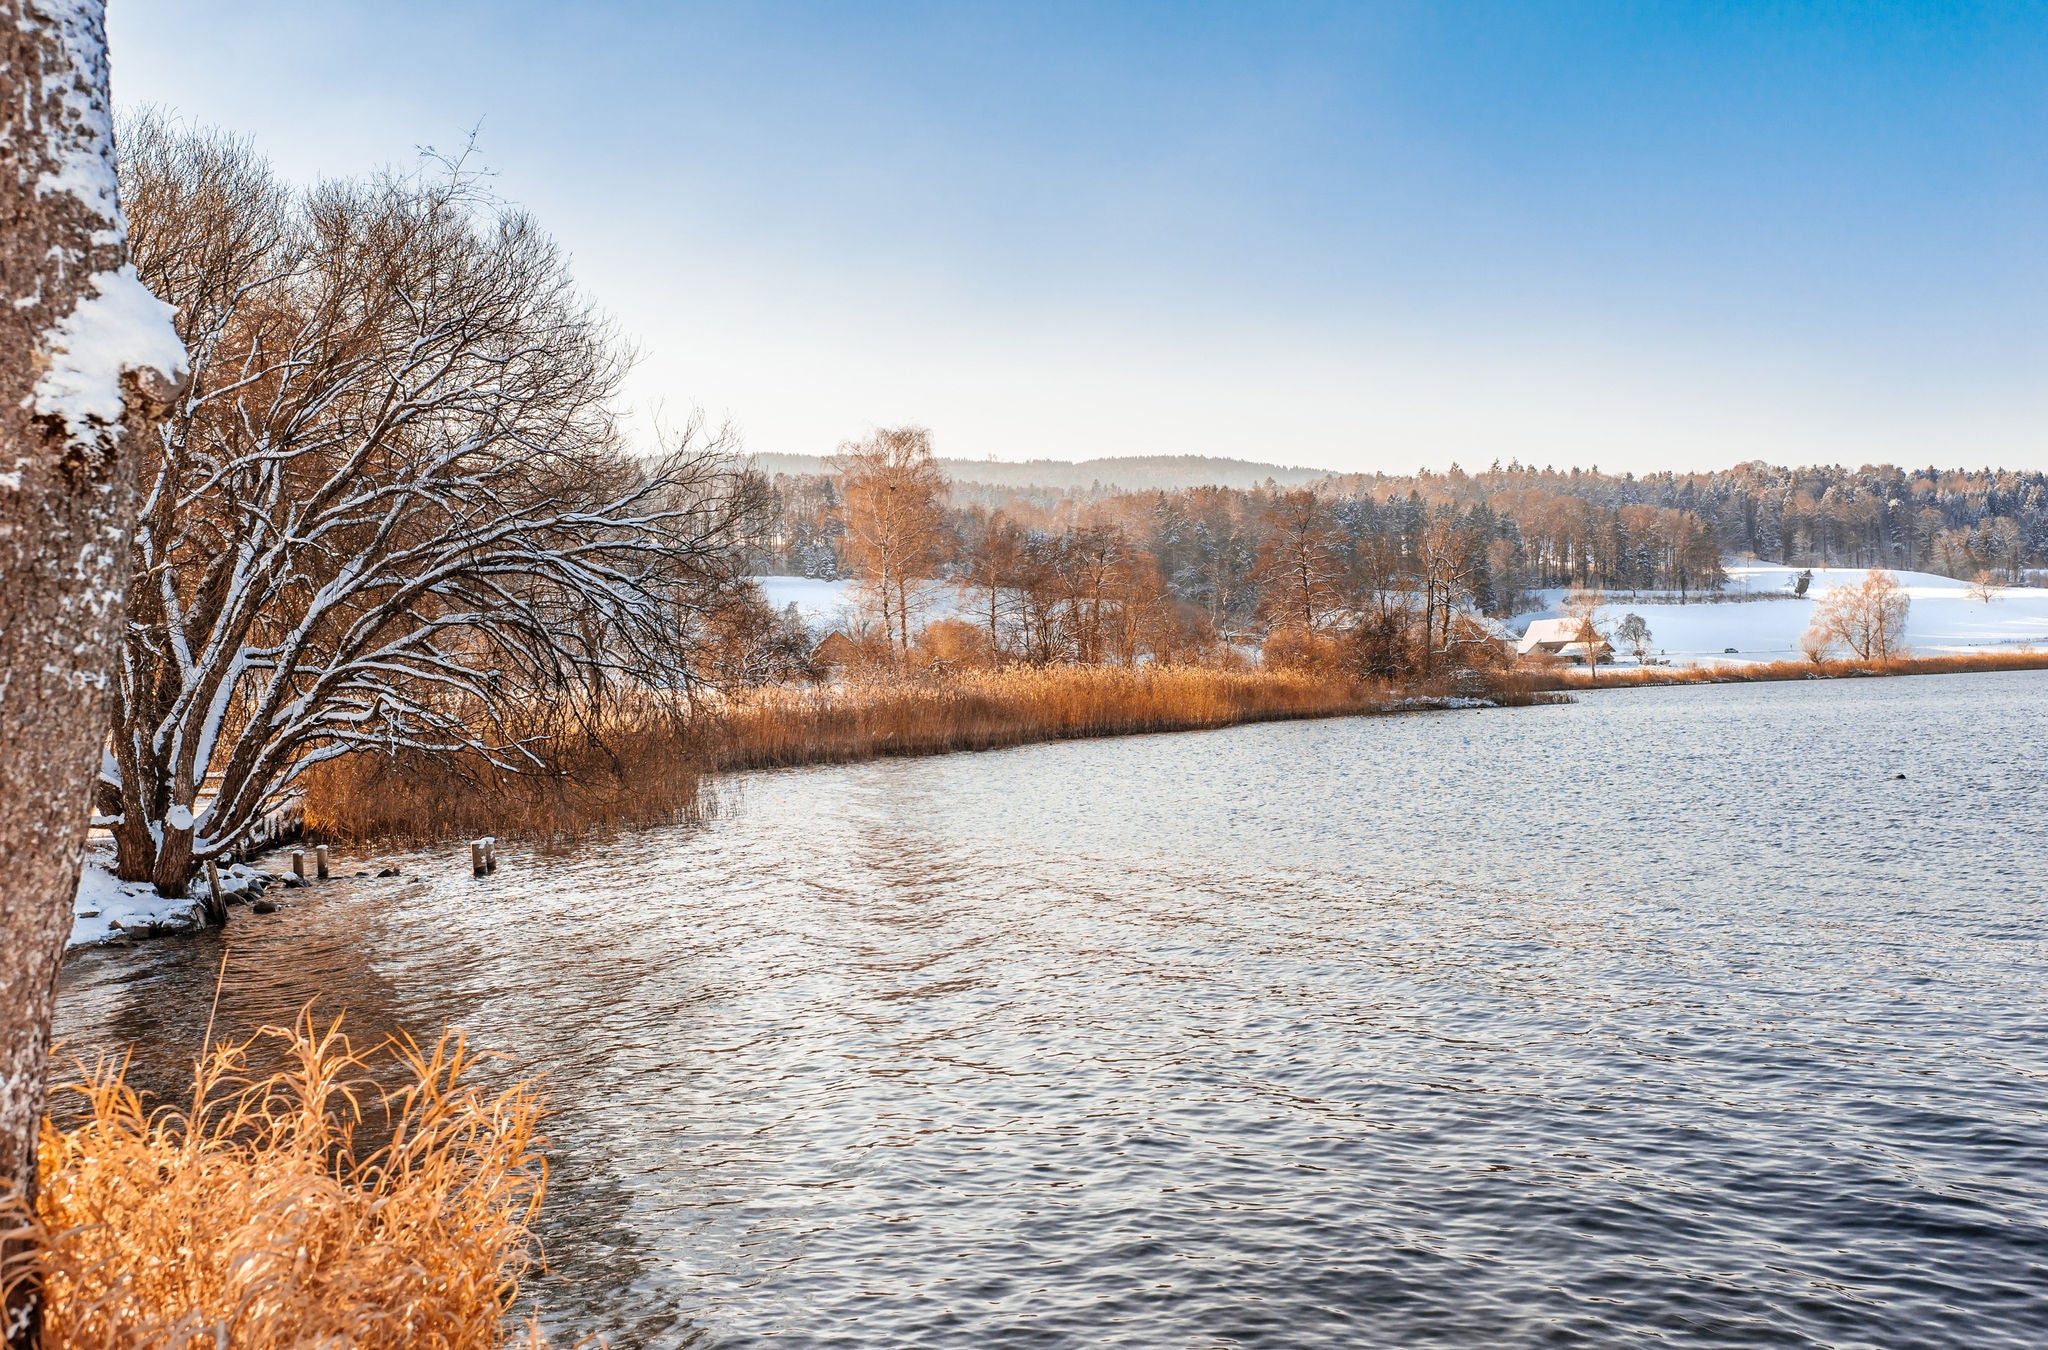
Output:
[{"xmin": 55, "ymin": 671, "xmax": 2048, "ymax": 1348}]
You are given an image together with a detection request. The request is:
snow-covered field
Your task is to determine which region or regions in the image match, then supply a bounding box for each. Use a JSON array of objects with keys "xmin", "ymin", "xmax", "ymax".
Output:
[
  {"xmin": 753, "ymin": 575, "xmax": 860, "ymax": 631},
  {"xmin": 752, "ymin": 576, "xmax": 973, "ymax": 633},
  {"xmin": 1513, "ymin": 565, "xmax": 2048, "ymax": 666}
]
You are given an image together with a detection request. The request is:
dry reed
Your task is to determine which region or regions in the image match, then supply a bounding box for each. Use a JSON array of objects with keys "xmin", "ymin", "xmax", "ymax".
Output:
[
  {"xmin": 298, "ymin": 665, "xmax": 1561, "ymax": 846},
  {"xmin": 301, "ymin": 708, "xmax": 704, "ymax": 848},
  {"xmin": 708, "ymin": 664, "xmax": 1545, "ymax": 772},
  {"xmin": 1539, "ymin": 647, "xmax": 2048, "ymax": 690},
  {"xmin": 2, "ymin": 1013, "xmax": 550, "ymax": 1350}
]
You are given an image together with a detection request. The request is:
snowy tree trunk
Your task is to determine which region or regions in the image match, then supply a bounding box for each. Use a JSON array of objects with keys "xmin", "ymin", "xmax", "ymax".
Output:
[{"xmin": 0, "ymin": 2, "xmax": 184, "ymax": 1334}]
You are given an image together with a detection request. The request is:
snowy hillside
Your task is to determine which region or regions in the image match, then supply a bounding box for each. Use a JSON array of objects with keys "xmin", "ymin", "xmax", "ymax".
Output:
[{"xmin": 1513, "ymin": 565, "xmax": 2048, "ymax": 666}]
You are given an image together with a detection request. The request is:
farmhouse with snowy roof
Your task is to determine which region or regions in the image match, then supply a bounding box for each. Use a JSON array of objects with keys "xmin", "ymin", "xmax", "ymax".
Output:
[{"xmin": 1516, "ymin": 617, "xmax": 1613, "ymax": 664}]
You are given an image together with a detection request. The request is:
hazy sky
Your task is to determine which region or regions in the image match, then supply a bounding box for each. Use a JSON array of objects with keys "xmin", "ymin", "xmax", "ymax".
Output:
[{"xmin": 109, "ymin": 2, "xmax": 2048, "ymax": 474}]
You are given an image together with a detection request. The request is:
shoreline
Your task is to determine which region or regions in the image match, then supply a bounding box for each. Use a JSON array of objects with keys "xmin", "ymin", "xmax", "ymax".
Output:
[
  {"xmin": 77, "ymin": 650, "xmax": 2048, "ymax": 951},
  {"xmin": 1532, "ymin": 648, "xmax": 2048, "ymax": 693}
]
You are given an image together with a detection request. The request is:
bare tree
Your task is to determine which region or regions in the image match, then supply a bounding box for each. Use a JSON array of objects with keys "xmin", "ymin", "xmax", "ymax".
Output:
[
  {"xmin": 1804, "ymin": 570, "xmax": 1911, "ymax": 662},
  {"xmin": 1565, "ymin": 585, "xmax": 1610, "ymax": 678},
  {"xmin": 101, "ymin": 118, "xmax": 749, "ymax": 892},
  {"xmin": 1416, "ymin": 510, "xmax": 1477, "ymax": 671},
  {"xmin": 1615, "ymin": 612, "xmax": 1653, "ymax": 665},
  {"xmin": 1968, "ymin": 570, "xmax": 2001, "ymax": 604},
  {"xmin": 834, "ymin": 426, "xmax": 947, "ymax": 655},
  {"xmin": 957, "ymin": 506, "xmax": 1024, "ymax": 660},
  {"xmin": 1252, "ymin": 490, "xmax": 1343, "ymax": 634},
  {"xmin": 0, "ymin": 3, "xmax": 187, "ymax": 1334}
]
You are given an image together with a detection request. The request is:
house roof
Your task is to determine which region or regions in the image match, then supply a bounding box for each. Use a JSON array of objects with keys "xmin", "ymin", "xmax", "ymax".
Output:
[
  {"xmin": 1519, "ymin": 618, "xmax": 1585, "ymax": 643},
  {"xmin": 1517, "ymin": 617, "xmax": 1612, "ymax": 656},
  {"xmin": 811, "ymin": 631, "xmax": 859, "ymax": 662}
]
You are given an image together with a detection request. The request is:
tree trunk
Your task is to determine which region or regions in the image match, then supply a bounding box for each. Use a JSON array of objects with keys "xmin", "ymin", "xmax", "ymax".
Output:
[{"xmin": 0, "ymin": 4, "xmax": 183, "ymax": 1340}]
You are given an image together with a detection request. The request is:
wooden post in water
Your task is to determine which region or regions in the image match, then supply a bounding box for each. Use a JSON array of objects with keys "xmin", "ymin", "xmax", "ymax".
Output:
[
  {"xmin": 484, "ymin": 837, "xmax": 497, "ymax": 874},
  {"xmin": 471, "ymin": 841, "xmax": 486, "ymax": 878},
  {"xmin": 204, "ymin": 860, "xmax": 226, "ymax": 927},
  {"xmin": 316, "ymin": 845, "xmax": 330, "ymax": 880},
  {"xmin": 292, "ymin": 849, "xmax": 306, "ymax": 882}
]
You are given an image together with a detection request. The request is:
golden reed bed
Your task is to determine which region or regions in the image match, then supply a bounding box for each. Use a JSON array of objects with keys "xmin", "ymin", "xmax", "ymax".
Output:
[
  {"xmin": 301, "ymin": 651, "xmax": 2048, "ymax": 847},
  {"xmin": 303, "ymin": 665, "xmax": 1544, "ymax": 844},
  {"xmin": 3, "ymin": 1016, "xmax": 550, "ymax": 1350},
  {"xmin": 1540, "ymin": 647, "xmax": 2048, "ymax": 689}
]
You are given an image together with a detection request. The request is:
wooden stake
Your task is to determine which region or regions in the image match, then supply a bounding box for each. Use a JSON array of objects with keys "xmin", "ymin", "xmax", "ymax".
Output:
[
  {"xmin": 204, "ymin": 859, "xmax": 226, "ymax": 927},
  {"xmin": 315, "ymin": 845, "xmax": 330, "ymax": 880},
  {"xmin": 484, "ymin": 836, "xmax": 497, "ymax": 874},
  {"xmin": 292, "ymin": 849, "xmax": 305, "ymax": 882},
  {"xmin": 471, "ymin": 841, "xmax": 486, "ymax": 878}
]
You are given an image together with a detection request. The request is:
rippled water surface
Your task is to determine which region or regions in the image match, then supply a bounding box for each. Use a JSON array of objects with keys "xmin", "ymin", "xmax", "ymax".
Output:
[{"xmin": 56, "ymin": 672, "xmax": 2048, "ymax": 1347}]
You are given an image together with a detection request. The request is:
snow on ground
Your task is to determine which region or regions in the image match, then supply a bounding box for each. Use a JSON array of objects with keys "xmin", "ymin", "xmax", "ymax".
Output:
[
  {"xmin": 1513, "ymin": 564, "xmax": 2048, "ymax": 666},
  {"xmin": 753, "ymin": 576, "xmax": 860, "ymax": 632},
  {"xmin": 751, "ymin": 576, "xmax": 972, "ymax": 635},
  {"xmin": 69, "ymin": 849, "xmax": 272, "ymax": 948}
]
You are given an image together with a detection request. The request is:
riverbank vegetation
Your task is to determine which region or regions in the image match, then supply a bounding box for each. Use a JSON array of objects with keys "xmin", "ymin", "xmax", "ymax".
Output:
[
  {"xmin": 1540, "ymin": 647, "xmax": 2048, "ymax": 691},
  {"xmin": 2, "ymin": 1016, "xmax": 548, "ymax": 1349},
  {"xmin": 713, "ymin": 664, "xmax": 1556, "ymax": 770},
  {"xmin": 96, "ymin": 117, "xmax": 752, "ymax": 893}
]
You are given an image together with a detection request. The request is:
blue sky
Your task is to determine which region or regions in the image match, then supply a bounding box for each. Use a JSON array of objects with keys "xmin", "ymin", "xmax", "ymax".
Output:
[{"xmin": 109, "ymin": 1, "xmax": 2048, "ymax": 473}]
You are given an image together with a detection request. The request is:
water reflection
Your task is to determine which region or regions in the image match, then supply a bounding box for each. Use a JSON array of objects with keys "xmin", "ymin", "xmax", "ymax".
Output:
[{"xmin": 56, "ymin": 671, "xmax": 2048, "ymax": 1348}]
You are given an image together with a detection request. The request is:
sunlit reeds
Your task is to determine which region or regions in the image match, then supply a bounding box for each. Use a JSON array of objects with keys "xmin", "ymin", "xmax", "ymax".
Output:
[
  {"xmin": 301, "ymin": 701, "xmax": 705, "ymax": 847},
  {"xmin": 711, "ymin": 664, "xmax": 1472, "ymax": 771},
  {"xmin": 301, "ymin": 664, "xmax": 1559, "ymax": 845},
  {"xmin": 2, "ymin": 1014, "xmax": 549, "ymax": 1350},
  {"xmin": 1540, "ymin": 647, "xmax": 2048, "ymax": 689}
]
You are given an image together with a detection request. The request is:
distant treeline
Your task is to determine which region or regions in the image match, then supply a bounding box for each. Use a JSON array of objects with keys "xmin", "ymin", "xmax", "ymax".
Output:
[
  {"xmin": 750, "ymin": 452, "xmax": 1328, "ymax": 493},
  {"xmin": 745, "ymin": 459, "xmax": 2048, "ymax": 638},
  {"xmin": 1322, "ymin": 460, "xmax": 2048, "ymax": 581}
]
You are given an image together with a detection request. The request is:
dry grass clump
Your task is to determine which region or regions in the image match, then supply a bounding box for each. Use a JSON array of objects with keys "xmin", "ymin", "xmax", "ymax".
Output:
[
  {"xmin": 2, "ymin": 1014, "xmax": 549, "ymax": 1350},
  {"xmin": 1540, "ymin": 647, "xmax": 2048, "ymax": 690}
]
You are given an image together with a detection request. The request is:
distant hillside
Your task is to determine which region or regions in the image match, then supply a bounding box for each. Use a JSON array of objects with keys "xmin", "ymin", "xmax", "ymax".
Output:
[{"xmin": 748, "ymin": 453, "xmax": 1332, "ymax": 492}]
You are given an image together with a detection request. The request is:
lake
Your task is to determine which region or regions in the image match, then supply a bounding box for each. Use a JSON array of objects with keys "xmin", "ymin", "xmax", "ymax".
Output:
[{"xmin": 54, "ymin": 671, "xmax": 2048, "ymax": 1347}]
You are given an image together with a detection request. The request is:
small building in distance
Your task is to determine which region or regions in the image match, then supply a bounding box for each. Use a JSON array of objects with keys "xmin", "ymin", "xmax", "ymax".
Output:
[
  {"xmin": 1517, "ymin": 618, "xmax": 1613, "ymax": 664},
  {"xmin": 810, "ymin": 630, "xmax": 861, "ymax": 677}
]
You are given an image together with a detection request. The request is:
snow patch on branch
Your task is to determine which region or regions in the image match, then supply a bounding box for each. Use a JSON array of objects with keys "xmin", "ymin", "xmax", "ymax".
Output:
[{"xmin": 31, "ymin": 265, "xmax": 188, "ymax": 439}]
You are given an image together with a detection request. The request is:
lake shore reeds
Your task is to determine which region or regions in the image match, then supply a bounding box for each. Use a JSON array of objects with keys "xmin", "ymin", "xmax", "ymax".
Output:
[
  {"xmin": 705, "ymin": 664, "xmax": 1550, "ymax": 772},
  {"xmin": 1536, "ymin": 647, "xmax": 2048, "ymax": 690},
  {"xmin": 297, "ymin": 648, "xmax": 2048, "ymax": 850},
  {"xmin": 301, "ymin": 664, "xmax": 1558, "ymax": 847},
  {"xmin": 2, "ymin": 1014, "xmax": 549, "ymax": 1350}
]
